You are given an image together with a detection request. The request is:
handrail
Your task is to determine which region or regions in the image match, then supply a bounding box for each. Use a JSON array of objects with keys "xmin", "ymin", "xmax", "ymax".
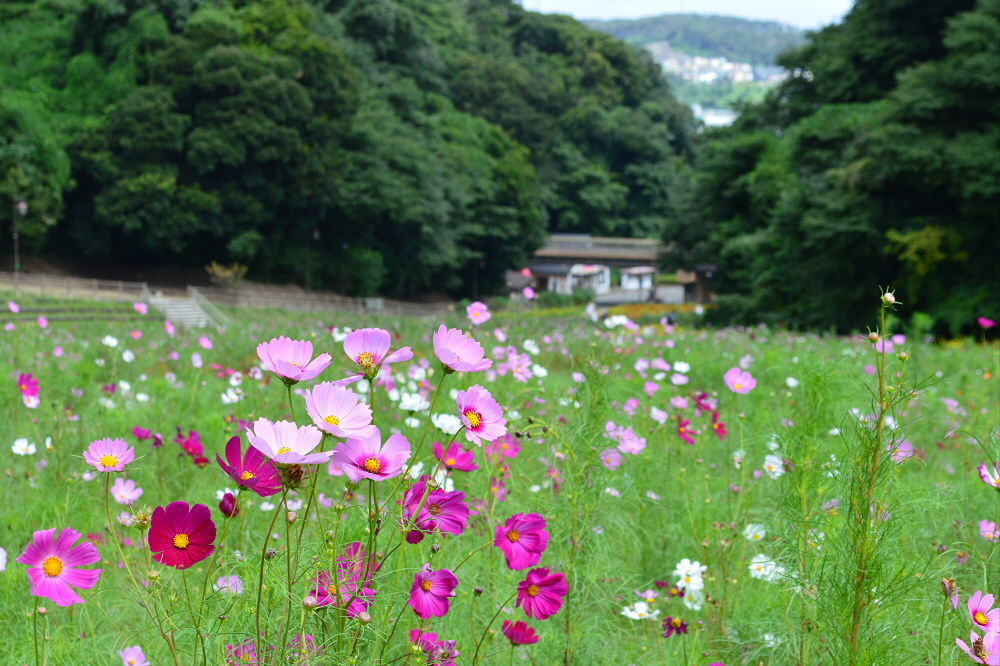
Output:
[{"xmin": 188, "ymin": 286, "xmax": 233, "ymax": 331}]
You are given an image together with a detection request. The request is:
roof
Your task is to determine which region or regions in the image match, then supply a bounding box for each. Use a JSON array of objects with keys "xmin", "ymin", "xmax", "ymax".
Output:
[
  {"xmin": 530, "ymin": 263, "xmax": 573, "ymax": 276},
  {"xmin": 621, "ymin": 266, "xmax": 657, "ymax": 275},
  {"xmin": 534, "ymin": 234, "xmax": 661, "ymax": 265}
]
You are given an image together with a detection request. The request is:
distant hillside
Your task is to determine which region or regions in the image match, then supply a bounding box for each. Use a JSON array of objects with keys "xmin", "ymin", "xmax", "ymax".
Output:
[{"xmin": 587, "ymin": 13, "xmax": 804, "ymax": 65}]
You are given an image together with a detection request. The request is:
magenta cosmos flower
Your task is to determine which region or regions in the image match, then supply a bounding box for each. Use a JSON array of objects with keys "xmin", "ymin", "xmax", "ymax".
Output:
[
  {"xmin": 517, "ymin": 567, "xmax": 568, "ymax": 620},
  {"xmin": 495, "ymin": 513, "xmax": 550, "ymax": 570},
  {"xmin": 343, "ymin": 328, "xmax": 413, "ymax": 379},
  {"xmin": 724, "ymin": 367, "xmax": 756, "ymax": 394},
  {"xmin": 216, "ymin": 435, "xmax": 282, "ymax": 496},
  {"xmin": 409, "ymin": 564, "xmax": 459, "ymax": 618},
  {"xmin": 466, "ymin": 301, "xmax": 491, "ymax": 325},
  {"xmin": 503, "ymin": 620, "xmax": 540, "ymax": 645},
  {"xmin": 17, "ymin": 373, "xmax": 39, "ymax": 397},
  {"xmin": 433, "ymin": 324, "xmax": 492, "ymax": 373},
  {"xmin": 402, "ymin": 476, "xmax": 470, "ymax": 542},
  {"xmin": 247, "ymin": 418, "xmax": 330, "ymax": 465},
  {"xmin": 979, "ymin": 317, "xmax": 997, "ymax": 329},
  {"xmin": 83, "ymin": 438, "xmax": 136, "ymax": 472},
  {"xmin": 17, "ymin": 527, "xmax": 102, "ymax": 607},
  {"xmin": 332, "ymin": 428, "xmax": 410, "ymax": 482},
  {"xmin": 256, "ymin": 336, "xmax": 332, "ymax": 384},
  {"xmin": 457, "ymin": 384, "xmax": 507, "ymax": 446},
  {"xmin": 149, "ymin": 501, "xmax": 216, "ymax": 569},
  {"xmin": 969, "ymin": 591, "xmax": 1000, "ymax": 634},
  {"xmin": 304, "ymin": 382, "xmax": 376, "ymax": 439},
  {"xmin": 434, "ymin": 441, "xmax": 478, "ymax": 471},
  {"xmin": 957, "ymin": 630, "xmax": 1000, "ymax": 665}
]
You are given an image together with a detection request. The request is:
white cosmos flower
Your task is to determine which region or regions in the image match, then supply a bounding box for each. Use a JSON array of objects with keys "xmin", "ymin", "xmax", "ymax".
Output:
[
  {"xmin": 12, "ymin": 438, "xmax": 36, "ymax": 455},
  {"xmin": 763, "ymin": 454, "xmax": 785, "ymax": 479},
  {"xmin": 122, "ymin": 350, "xmax": 135, "ymax": 363},
  {"xmin": 229, "ymin": 372, "xmax": 243, "ymax": 387},
  {"xmin": 621, "ymin": 602, "xmax": 660, "ymax": 621},
  {"xmin": 399, "ymin": 393, "xmax": 430, "ymax": 412},
  {"xmin": 673, "ymin": 361, "xmax": 691, "ymax": 373},
  {"xmin": 136, "ymin": 392, "xmax": 150, "ymax": 403},
  {"xmin": 785, "ymin": 376, "xmax": 800, "ymax": 388},
  {"xmin": 749, "ymin": 554, "xmax": 785, "ymax": 582},
  {"xmin": 0, "ymin": 546, "xmax": 7, "ymax": 572},
  {"xmin": 431, "ymin": 413, "xmax": 462, "ymax": 435},
  {"xmin": 404, "ymin": 417, "xmax": 420, "ymax": 429},
  {"xmin": 682, "ymin": 588, "xmax": 705, "ymax": 611},
  {"xmin": 743, "ymin": 524, "xmax": 766, "ymax": 541},
  {"xmin": 531, "ymin": 364, "xmax": 548, "ymax": 378},
  {"xmin": 102, "ymin": 335, "xmax": 119, "ymax": 347},
  {"xmin": 523, "ymin": 339, "xmax": 540, "ymax": 355},
  {"xmin": 221, "ymin": 388, "xmax": 243, "ymax": 404}
]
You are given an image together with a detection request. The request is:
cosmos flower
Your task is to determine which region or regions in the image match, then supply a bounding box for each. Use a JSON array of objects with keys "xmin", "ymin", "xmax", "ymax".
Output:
[
  {"xmin": 409, "ymin": 565, "xmax": 459, "ymax": 618},
  {"xmin": 517, "ymin": 568, "xmax": 568, "ymax": 620},
  {"xmin": 16, "ymin": 527, "xmax": 102, "ymax": 607},
  {"xmin": 342, "ymin": 328, "xmax": 413, "ymax": 379},
  {"xmin": 494, "ymin": 513, "xmax": 550, "ymax": 570},
  {"xmin": 332, "ymin": 428, "xmax": 411, "ymax": 482},
  {"xmin": 247, "ymin": 418, "xmax": 330, "ymax": 465},
  {"xmin": 676, "ymin": 417, "xmax": 698, "ymax": 445},
  {"xmin": 304, "ymin": 382, "xmax": 376, "ymax": 440},
  {"xmin": 502, "ymin": 620, "xmax": 540, "ymax": 645},
  {"xmin": 662, "ymin": 617, "xmax": 689, "ymax": 637},
  {"xmin": 968, "ymin": 591, "xmax": 1000, "ymax": 634},
  {"xmin": 148, "ymin": 501, "xmax": 216, "ymax": 570},
  {"xmin": 956, "ymin": 630, "xmax": 1000, "ymax": 665},
  {"xmin": 467, "ymin": 301, "xmax": 491, "ymax": 325},
  {"xmin": 216, "ymin": 435, "xmax": 282, "ymax": 497},
  {"xmin": 118, "ymin": 646, "xmax": 150, "ymax": 666},
  {"xmin": 111, "ymin": 478, "xmax": 144, "ymax": 505},
  {"xmin": 83, "ymin": 438, "xmax": 136, "ymax": 472},
  {"xmin": 433, "ymin": 441, "xmax": 478, "ymax": 472},
  {"xmin": 723, "ymin": 367, "xmax": 757, "ymax": 394},
  {"xmin": 433, "ymin": 325, "xmax": 492, "ymax": 373},
  {"xmin": 711, "ymin": 412, "xmax": 728, "ymax": 440},
  {"xmin": 978, "ymin": 463, "xmax": 1000, "ymax": 490},
  {"xmin": 457, "ymin": 384, "xmax": 507, "ymax": 446},
  {"xmin": 256, "ymin": 336, "xmax": 332, "ymax": 384}
]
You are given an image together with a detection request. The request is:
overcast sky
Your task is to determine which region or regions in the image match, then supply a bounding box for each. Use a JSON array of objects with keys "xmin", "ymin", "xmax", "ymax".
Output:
[{"xmin": 523, "ymin": 0, "xmax": 855, "ymax": 29}]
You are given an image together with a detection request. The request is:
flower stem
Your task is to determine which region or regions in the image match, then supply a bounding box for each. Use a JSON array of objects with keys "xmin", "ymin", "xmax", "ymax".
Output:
[
  {"xmin": 473, "ymin": 591, "xmax": 517, "ymax": 664},
  {"xmin": 254, "ymin": 490, "xmax": 285, "ymax": 652}
]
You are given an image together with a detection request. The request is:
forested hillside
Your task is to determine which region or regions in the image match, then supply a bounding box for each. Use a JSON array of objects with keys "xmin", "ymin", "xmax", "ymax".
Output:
[
  {"xmin": 661, "ymin": 0, "xmax": 1000, "ymax": 334},
  {"xmin": 587, "ymin": 13, "xmax": 804, "ymax": 64},
  {"xmin": 0, "ymin": 0, "xmax": 694, "ymax": 297}
]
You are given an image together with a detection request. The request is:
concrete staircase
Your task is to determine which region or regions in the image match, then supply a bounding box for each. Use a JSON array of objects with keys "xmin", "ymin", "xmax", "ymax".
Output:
[{"xmin": 147, "ymin": 287, "xmax": 231, "ymax": 330}]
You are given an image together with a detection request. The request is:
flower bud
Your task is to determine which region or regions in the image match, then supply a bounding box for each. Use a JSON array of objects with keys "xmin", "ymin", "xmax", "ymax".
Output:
[
  {"xmin": 357, "ymin": 611, "xmax": 372, "ymax": 624},
  {"xmin": 474, "ymin": 586, "xmax": 483, "ymax": 596},
  {"xmin": 867, "ymin": 331, "xmax": 880, "ymax": 343},
  {"xmin": 431, "ymin": 543, "xmax": 441, "ymax": 553},
  {"xmin": 897, "ymin": 352, "xmax": 909, "ymax": 361},
  {"xmin": 302, "ymin": 595, "xmax": 318, "ymax": 609},
  {"xmin": 286, "ymin": 511, "xmax": 298, "ymax": 524},
  {"xmin": 148, "ymin": 570, "xmax": 160, "ymax": 581},
  {"xmin": 882, "ymin": 291, "xmax": 896, "ymax": 305},
  {"xmin": 219, "ymin": 492, "xmax": 239, "ymax": 517},
  {"xmin": 37, "ymin": 606, "xmax": 47, "ymax": 616}
]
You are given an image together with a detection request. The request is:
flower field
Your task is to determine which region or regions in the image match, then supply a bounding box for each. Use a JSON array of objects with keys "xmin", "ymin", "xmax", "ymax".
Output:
[{"xmin": 0, "ymin": 295, "xmax": 996, "ymax": 665}]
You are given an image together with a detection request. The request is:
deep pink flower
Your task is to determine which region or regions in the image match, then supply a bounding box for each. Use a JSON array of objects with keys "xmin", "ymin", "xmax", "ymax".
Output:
[
  {"xmin": 969, "ymin": 591, "xmax": 1000, "ymax": 634},
  {"xmin": 132, "ymin": 426, "xmax": 151, "ymax": 441},
  {"xmin": 676, "ymin": 416, "xmax": 698, "ymax": 445},
  {"xmin": 494, "ymin": 513, "xmax": 549, "ymax": 570},
  {"xmin": 402, "ymin": 476, "xmax": 470, "ymax": 542},
  {"xmin": 309, "ymin": 545, "xmax": 375, "ymax": 618},
  {"xmin": 175, "ymin": 428, "xmax": 204, "ymax": 458},
  {"xmin": 304, "ymin": 382, "xmax": 375, "ymax": 439},
  {"xmin": 216, "ymin": 435, "xmax": 282, "ymax": 497},
  {"xmin": 332, "ymin": 428, "xmax": 410, "ymax": 482},
  {"xmin": 711, "ymin": 412, "xmax": 728, "ymax": 440},
  {"xmin": 16, "ymin": 527, "xmax": 102, "ymax": 606},
  {"xmin": 225, "ymin": 640, "xmax": 259, "ymax": 665},
  {"xmin": 467, "ymin": 301, "xmax": 491, "ymax": 325},
  {"xmin": 433, "ymin": 441, "xmax": 478, "ymax": 472},
  {"xmin": 342, "ymin": 328, "xmax": 413, "ymax": 379},
  {"xmin": 723, "ymin": 367, "xmax": 756, "ymax": 394},
  {"xmin": 433, "ymin": 325, "xmax": 492, "ymax": 373},
  {"xmin": 502, "ymin": 620, "xmax": 540, "ymax": 645},
  {"xmin": 148, "ymin": 501, "xmax": 216, "ymax": 569},
  {"xmin": 517, "ymin": 567, "xmax": 568, "ymax": 620},
  {"xmin": 17, "ymin": 373, "xmax": 39, "ymax": 397},
  {"xmin": 256, "ymin": 336, "xmax": 332, "ymax": 384},
  {"xmin": 409, "ymin": 564, "xmax": 459, "ymax": 618},
  {"xmin": 979, "ymin": 317, "xmax": 997, "ymax": 329},
  {"xmin": 219, "ymin": 492, "xmax": 240, "ymax": 517},
  {"xmin": 457, "ymin": 384, "xmax": 507, "ymax": 446},
  {"xmin": 247, "ymin": 418, "xmax": 329, "ymax": 465},
  {"xmin": 662, "ymin": 617, "xmax": 689, "ymax": 637},
  {"xmin": 83, "ymin": 438, "xmax": 136, "ymax": 472}
]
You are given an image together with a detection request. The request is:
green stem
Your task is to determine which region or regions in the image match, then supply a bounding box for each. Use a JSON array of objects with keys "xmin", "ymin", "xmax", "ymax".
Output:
[
  {"xmin": 254, "ymin": 490, "xmax": 286, "ymax": 651},
  {"xmin": 378, "ymin": 601, "xmax": 411, "ymax": 662},
  {"xmin": 32, "ymin": 597, "xmax": 39, "ymax": 666},
  {"xmin": 473, "ymin": 591, "xmax": 518, "ymax": 665}
]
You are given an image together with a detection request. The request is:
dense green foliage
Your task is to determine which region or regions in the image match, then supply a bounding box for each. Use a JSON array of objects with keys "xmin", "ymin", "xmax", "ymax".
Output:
[
  {"xmin": 662, "ymin": 0, "xmax": 1000, "ymax": 334},
  {"xmin": 0, "ymin": 0, "xmax": 693, "ymax": 297},
  {"xmin": 587, "ymin": 13, "xmax": 804, "ymax": 65}
]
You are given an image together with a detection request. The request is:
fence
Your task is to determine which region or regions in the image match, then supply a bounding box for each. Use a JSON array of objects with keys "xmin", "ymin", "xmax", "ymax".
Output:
[
  {"xmin": 195, "ymin": 285, "xmax": 451, "ymax": 318},
  {"xmin": 0, "ymin": 271, "xmax": 149, "ymax": 301}
]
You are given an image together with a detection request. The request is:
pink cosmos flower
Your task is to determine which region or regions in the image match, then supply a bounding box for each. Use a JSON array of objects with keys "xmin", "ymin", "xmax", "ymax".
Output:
[
  {"xmin": 723, "ymin": 367, "xmax": 756, "ymax": 394},
  {"xmin": 37, "ymin": 316, "xmax": 48, "ymax": 328},
  {"xmin": 257, "ymin": 336, "xmax": 332, "ymax": 384},
  {"xmin": 219, "ymin": 492, "xmax": 239, "ymax": 517},
  {"xmin": 522, "ymin": 286, "xmax": 536, "ymax": 300},
  {"xmin": 979, "ymin": 520, "xmax": 999, "ymax": 542},
  {"xmin": 17, "ymin": 373, "xmax": 39, "ymax": 397},
  {"xmin": 148, "ymin": 501, "xmax": 216, "ymax": 570},
  {"xmin": 8, "ymin": 300, "xmax": 19, "ymax": 313},
  {"xmin": 457, "ymin": 384, "xmax": 506, "ymax": 445},
  {"xmin": 485, "ymin": 433, "xmax": 521, "ymax": 462},
  {"xmin": 310, "ymin": 551, "xmax": 375, "ymax": 618},
  {"xmin": 83, "ymin": 438, "xmax": 136, "ymax": 472},
  {"xmin": 956, "ymin": 630, "xmax": 1000, "ymax": 665},
  {"xmin": 342, "ymin": 328, "xmax": 413, "ymax": 379},
  {"xmin": 17, "ymin": 527, "xmax": 102, "ymax": 607},
  {"xmin": 467, "ymin": 301, "xmax": 491, "ymax": 325},
  {"xmin": 118, "ymin": 645, "xmax": 150, "ymax": 666},
  {"xmin": 495, "ymin": 513, "xmax": 549, "ymax": 570},
  {"xmin": 247, "ymin": 418, "xmax": 329, "ymax": 465},
  {"xmin": 216, "ymin": 435, "xmax": 282, "ymax": 497},
  {"xmin": 434, "ymin": 441, "xmax": 478, "ymax": 471},
  {"xmin": 517, "ymin": 567, "xmax": 568, "ymax": 620},
  {"xmin": 332, "ymin": 428, "xmax": 410, "ymax": 482},
  {"xmin": 711, "ymin": 412, "xmax": 728, "ymax": 440},
  {"xmin": 409, "ymin": 564, "xmax": 459, "ymax": 618},
  {"xmin": 225, "ymin": 640, "xmax": 258, "ymax": 665},
  {"xmin": 969, "ymin": 591, "xmax": 1000, "ymax": 634},
  {"xmin": 677, "ymin": 416, "xmax": 698, "ymax": 445},
  {"xmin": 164, "ymin": 319, "xmax": 175, "ymax": 336},
  {"xmin": 503, "ymin": 620, "xmax": 540, "ymax": 645},
  {"xmin": 402, "ymin": 476, "xmax": 470, "ymax": 542},
  {"xmin": 111, "ymin": 478, "xmax": 144, "ymax": 505},
  {"xmin": 433, "ymin": 325, "xmax": 492, "ymax": 373},
  {"xmin": 979, "ymin": 463, "xmax": 1000, "ymax": 490},
  {"xmin": 979, "ymin": 317, "xmax": 997, "ymax": 329},
  {"xmin": 601, "ymin": 448, "xmax": 623, "ymax": 470},
  {"xmin": 304, "ymin": 382, "xmax": 376, "ymax": 439},
  {"xmin": 133, "ymin": 302, "xmax": 148, "ymax": 315},
  {"xmin": 651, "ymin": 407, "xmax": 668, "ymax": 424}
]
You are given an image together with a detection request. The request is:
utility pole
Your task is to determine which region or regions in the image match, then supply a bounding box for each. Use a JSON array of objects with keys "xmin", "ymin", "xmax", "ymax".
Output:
[{"xmin": 13, "ymin": 199, "xmax": 26, "ymax": 292}]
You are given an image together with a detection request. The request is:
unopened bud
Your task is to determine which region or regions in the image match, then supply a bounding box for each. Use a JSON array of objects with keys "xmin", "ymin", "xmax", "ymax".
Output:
[
  {"xmin": 474, "ymin": 586, "xmax": 483, "ymax": 596},
  {"xmin": 286, "ymin": 511, "xmax": 297, "ymax": 524},
  {"xmin": 882, "ymin": 291, "xmax": 896, "ymax": 306},
  {"xmin": 265, "ymin": 548, "xmax": 278, "ymax": 559},
  {"xmin": 358, "ymin": 611, "xmax": 372, "ymax": 624},
  {"xmin": 898, "ymin": 352, "xmax": 909, "ymax": 361},
  {"xmin": 148, "ymin": 570, "xmax": 160, "ymax": 581},
  {"xmin": 868, "ymin": 331, "xmax": 880, "ymax": 344},
  {"xmin": 302, "ymin": 595, "xmax": 318, "ymax": 609},
  {"xmin": 37, "ymin": 606, "xmax": 47, "ymax": 616},
  {"xmin": 431, "ymin": 543, "xmax": 441, "ymax": 553}
]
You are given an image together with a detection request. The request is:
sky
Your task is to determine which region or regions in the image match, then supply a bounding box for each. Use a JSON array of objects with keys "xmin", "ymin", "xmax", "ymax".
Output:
[{"xmin": 523, "ymin": 0, "xmax": 855, "ymax": 29}]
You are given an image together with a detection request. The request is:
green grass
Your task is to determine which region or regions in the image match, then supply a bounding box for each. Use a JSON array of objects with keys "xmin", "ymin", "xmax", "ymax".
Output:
[{"xmin": 0, "ymin": 295, "xmax": 996, "ymax": 665}]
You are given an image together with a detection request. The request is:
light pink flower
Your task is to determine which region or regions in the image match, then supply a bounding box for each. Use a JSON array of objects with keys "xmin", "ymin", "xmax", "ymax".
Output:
[
  {"xmin": 433, "ymin": 325, "xmax": 492, "ymax": 373},
  {"xmin": 467, "ymin": 301, "xmax": 491, "ymax": 325},
  {"xmin": 969, "ymin": 591, "xmax": 1000, "ymax": 634},
  {"xmin": 83, "ymin": 438, "xmax": 135, "ymax": 472},
  {"xmin": 332, "ymin": 428, "xmax": 410, "ymax": 482},
  {"xmin": 247, "ymin": 418, "xmax": 329, "ymax": 465},
  {"xmin": 133, "ymin": 302, "xmax": 148, "ymax": 315},
  {"xmin": 257, "ymin": 336, "xmax": 332, "ymax": 384},
  {"xmin": 457, "ymin": 384, "xmax": 506, "ymax": 445},
  {"xmin": 723, "ymin": 367, "xmax": 756, "ymax": 394},
  {"xmin": 304, "ymin": 382, "xmax": 376, "ymax": 439},
  {"xmin": 342, "ymin": 328, "xmax": 412, "ymax": 379}
]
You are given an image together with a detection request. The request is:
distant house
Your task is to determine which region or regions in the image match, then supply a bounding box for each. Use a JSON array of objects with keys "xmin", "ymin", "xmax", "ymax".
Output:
[{"xmin": 531, "ymin": 263, "xmax": 612, "ymax": 295}]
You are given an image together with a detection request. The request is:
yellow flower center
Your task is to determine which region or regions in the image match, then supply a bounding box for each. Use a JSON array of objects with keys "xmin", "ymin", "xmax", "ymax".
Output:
[
  {"xmin": 735, "ymin": 383, "xmax": 743, "ymax": 390},
  {"xmin": 464, "ymin": 410, "xmax": 483, "ymax": 429},
  {"xmin": 974, "ymin": 610, "xmax": 989, "ymax": 626},
  {"xmin": 363, "ymin": 457, "xmax": 381, "ymax": 473},
  {"xmin": 327, "ymin": 584, "xmax": 337, "ymax": 596},
  {"xmin": 527, "ymin": 584, "xmax": 541, "ymax": 597},
  {"xmin": 445, "ymin": 457, "xmax": 456, "ymax": 466},
  {"xmin": 421, "ymin": 580, "xmax": 433, "ymax": 592},
  {"xmin": 241, "ymin": 655, "xmax": 252, "ymax": 663},
  {"xmin": 428, "ymin": 503, "xmax": 442, "ymax": 515},
  {"xmin": 42, "ymin": 556, "xmax": 63, "ymax": 577},
  {"xmin": 100, "ymin": 454, "xmax": 120, "ymax": 468},
  {"xmin": 671, "ymin": 618, "xmax": 683, "ymax": 628},
  {"xmin": 507, "ymin": 529, "xmax": 521, "ymax": 543},
  {"xmin": 356, "ymin": 351, "xmax": 376, "ymax": 369},
  {"xmin": 323, "ymin": 414, "xmax": 341, "ymax": 426},
  {"xmin": 240, "ymin": 471, "xmax": 256, "ymax": 480},
  {"xmin": 173, "ymin": 533, "xmax": 190, "ymax": 549},
  {"xmin": 277, "ymin": 447, "xmax": 293, "ymax": 454}
]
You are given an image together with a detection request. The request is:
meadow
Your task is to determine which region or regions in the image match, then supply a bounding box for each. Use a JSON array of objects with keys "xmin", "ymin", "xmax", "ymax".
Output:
[{"xmin": 0, "ymin": 293, "xmax": 996, "ymax": 665}]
